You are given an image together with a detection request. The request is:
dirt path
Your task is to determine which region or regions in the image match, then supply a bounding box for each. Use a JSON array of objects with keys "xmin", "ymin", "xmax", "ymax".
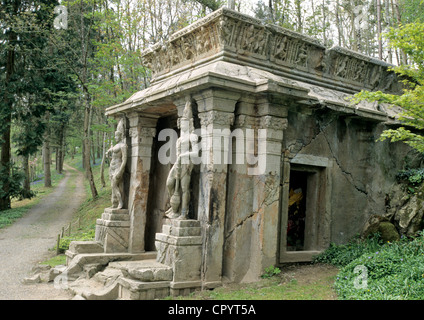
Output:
[{"xmin": 0, "ymin": 164, "xmax": 86, "ymax": 300}]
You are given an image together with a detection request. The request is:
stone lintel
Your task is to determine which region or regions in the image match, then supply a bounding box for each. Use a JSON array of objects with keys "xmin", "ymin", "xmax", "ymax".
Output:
[{"xmin": 291, "ymin": 154, "xmax": 331, "ymax": 167}]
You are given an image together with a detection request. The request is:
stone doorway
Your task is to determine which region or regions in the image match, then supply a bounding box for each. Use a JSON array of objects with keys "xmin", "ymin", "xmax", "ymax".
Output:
[
  {"xmin": 286, "ymin": 170, "xmax": 308, "ymax": 251},
  {"xmin": 279, "ymin": 155, "xmax": 332, "ymax": 263}
]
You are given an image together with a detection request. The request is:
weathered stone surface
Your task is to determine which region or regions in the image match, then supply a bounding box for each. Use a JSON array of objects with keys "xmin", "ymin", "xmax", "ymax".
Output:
[
  {"xmin": 22, "ymin": 274, "xmax": 41, "ymax": 284},
  {"xmin": 155, "ymin": 220, "xmax": 202, "ymax": 283},
  {"xmin": 139, "ymin": 8, "xmax": 403, "ymax": 97},
  {"xmin": 69, "ymin": 241, "xmax": 104, "ymax": 255},
  {"xmin": 362, "ymin": 214, "xmax": 400, "ymax": 242},
  {"xmin": 386, "ymin": 183, "xmax": 424, "ymax": 237},
  {"xmin": 108, "ymin": 260, "xmax": 173, "ymax": 282}
]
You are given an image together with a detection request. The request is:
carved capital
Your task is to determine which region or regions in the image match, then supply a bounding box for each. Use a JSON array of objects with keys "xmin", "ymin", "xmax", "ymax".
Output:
[
  {"xmin": 260, "ymin": 116, "xmax": 288, "ymax": 131},
  {"xmin": 234, "ymin": 114, "xmax": 257, "ymax": 128},
  {"xmin": 139, "ymin": 127, "xmax": 157, "ymax": 138},
  {"xmin": 199, "ymin": 110, "xmax": 235, "ymax": 127}
]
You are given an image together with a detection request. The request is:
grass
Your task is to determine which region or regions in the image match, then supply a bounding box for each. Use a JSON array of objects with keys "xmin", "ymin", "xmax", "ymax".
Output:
[
  {"xmin": 52, "ymin": 154, "xmax": 111, "ymax": 255},
  {"xmin": 169, "ymin": 264, "xmax": 339, "ymax": 300},
  {"xmin": 41, "ymin": 254, "xmax": 67, "ymax": 267},
  {"xmin": 0, "ymin": 168, "xmax": 65, "ymax": 229},
  {"xmin": 314, "ymin": 232, "xmax": 424, "ymax": 300}
]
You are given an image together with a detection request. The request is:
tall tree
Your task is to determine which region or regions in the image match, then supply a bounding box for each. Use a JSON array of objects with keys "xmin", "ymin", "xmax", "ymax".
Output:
[
  {"xmin": 0, "ymin": 0, "xmax": 66, "ymax": 208},
  {"xmin": 0, "ymin": 0, "xmax": 20, "ymax": 210}
]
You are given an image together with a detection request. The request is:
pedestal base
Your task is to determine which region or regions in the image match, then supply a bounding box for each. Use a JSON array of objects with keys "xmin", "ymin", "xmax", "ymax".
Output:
[
  {"xmin": 95, "ymin": 207, "xmax": 130, "ymax": 253},
  {"xmin": 155, "ymin": 219, "xmax": 202, "ymax": 283}
]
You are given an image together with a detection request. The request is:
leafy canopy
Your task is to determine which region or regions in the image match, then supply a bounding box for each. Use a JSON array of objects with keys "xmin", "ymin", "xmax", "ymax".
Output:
[{"xmin": 351, "ymin": 23, "xmax": 424, "ymax": 153}]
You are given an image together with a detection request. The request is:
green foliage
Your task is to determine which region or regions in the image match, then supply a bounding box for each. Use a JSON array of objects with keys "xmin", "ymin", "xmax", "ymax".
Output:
[
  {"xmin": 316, "ymin": 232, "xmax": 424, "ymax": 299},
  {"xmin": 0, "ymin": 164, "xmax": 30, "ymax": 204},
  {"xmin": 396, "ymin": 167, "xmax": 424, "ymax": 186},
  {"xmin": 352, "ymin": 23, "xmax": 424, "ymax": 153},
  {"xmin": 0, "ymin": 206, "xmax": 29, "ymax": 229},
  {"xmin": 334, "ymin": 233, "xmax": 424, "ymax": 300},
  {"xmin": 55, "ymin": 229, "xmax": 96, "ymax": 254},
  {"xmin": 41, "ymin": 254, "xmax": 67, "ymax": 267},
  {"xmin": 261, "ymin": 265, "xmax": 282, "ymax": 278},
  {"xmin": 314, "ymin": 234, "xmax": 383, "ymax": 267}
]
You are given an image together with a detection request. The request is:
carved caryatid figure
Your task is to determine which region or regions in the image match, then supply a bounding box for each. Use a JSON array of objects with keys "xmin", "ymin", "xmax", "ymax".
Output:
[
  {"xmin": 107, "ymin": 118, "xmax": 128, "ymax": 209},
  {"xmin": 166, "ymin": 97, "xmax": 199, "ymax": 219}
]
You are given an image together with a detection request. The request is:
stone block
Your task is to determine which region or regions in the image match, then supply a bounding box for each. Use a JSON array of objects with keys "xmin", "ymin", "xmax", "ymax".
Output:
[
  {"xmin": 103, "ymin": 226, "xmax": 130, "ymax": 253},
  {"xmin": 69, "ymin": 241, "xmax": 104, "ymax": 255},
  {"xmin": 118, "ymin": 277, "xmax": 171, "ymax": 300},
  {"xmin": 95, "ymin": 208, "xmax": 131, "ymax": 253},
  {"xmin": 155, "ymin": 220, "xmax": 203, "ymax": 283}
]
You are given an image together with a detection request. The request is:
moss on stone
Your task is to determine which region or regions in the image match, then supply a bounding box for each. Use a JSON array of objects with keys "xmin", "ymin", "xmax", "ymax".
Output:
[{"xmin": 378, "ymin": 221, "xmax": 400, "ymax": 242}]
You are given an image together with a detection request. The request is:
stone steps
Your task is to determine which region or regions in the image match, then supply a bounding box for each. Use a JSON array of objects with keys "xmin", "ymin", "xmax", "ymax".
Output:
[{"xmin": 68, "ymin": 259, "xmax": 174, "ymax": 300}]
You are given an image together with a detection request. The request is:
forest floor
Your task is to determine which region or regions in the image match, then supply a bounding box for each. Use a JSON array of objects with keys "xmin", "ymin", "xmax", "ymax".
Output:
[{"xmin": 0, "ymin": 164, "xmax": 85, "ymax": 300}]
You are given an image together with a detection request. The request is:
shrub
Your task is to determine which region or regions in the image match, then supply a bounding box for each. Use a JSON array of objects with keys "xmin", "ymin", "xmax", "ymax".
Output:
[
  {"xmin": 396, "ymin": 168, "xmax": 424, "ymax": 186},
  {"xmin": 55, "ymin": 229, "xmax": 96, "ymax": 253},
  {"xmin": 261, "ymin": 265, "xmax": 281, "ymax": 278},
  {"xmin": 333, "ymin": 233, "xmax": 424, "ymax": 300},
  {"xmin": 313, "ymin": 234, "xmax": 383, "ymax": 267}
]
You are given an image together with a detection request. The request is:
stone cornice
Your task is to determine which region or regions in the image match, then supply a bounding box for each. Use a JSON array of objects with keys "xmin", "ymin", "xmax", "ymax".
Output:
[{"xmin": 140, "ymin": 8, "xmax": 403, "ymax": 96}]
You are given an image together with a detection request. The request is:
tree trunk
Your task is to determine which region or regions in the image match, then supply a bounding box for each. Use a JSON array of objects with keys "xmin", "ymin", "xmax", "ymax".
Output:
[
  {"xmin": 43, "ymin": 113, "xmax": 52, "ymax": 187},
  {"xmin": 0, "ymin": 15, "xmax": 17, "ymax": 211},
  {"xmin": 269, "ymin": 0, "xmax": 274, "ymax": 21},
  {"xmin": 385, "ymin": 0, "xmax": 393, "ymax": 64},
  {"xmin": 22, "ymin": 154, "xmax": 31, "ymax": 198},
  {"xmin": 83, "ymin": 91, "xmax": 98, "ymax": 199},
  {"xmin": 57, "ymin": 126, "xmax": 64, "ymax": 174},
  {"xmin": 295, "ymin": 0, "xmax": 302, "ymax": 33},
  {"xmin": 100, "ymin": 131, "xmax": 107, "ymax": 188},
  {"xmin": 0, "ymin": 116, "xmax": 11, "ymax": 210},
  {"xmin": 376, "ymin": 0, "xmax": 383, "ymax": 60},
  {"xmin": 392, "ymin": 0, "xmax": 407, "ymax": 64}
]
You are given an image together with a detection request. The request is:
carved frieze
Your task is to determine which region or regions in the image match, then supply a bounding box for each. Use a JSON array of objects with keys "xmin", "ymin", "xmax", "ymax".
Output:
[
  {"xmin": 141, "ymin": 7, "xmax": 401, "ymax": 95},
  {"xmin": 142, "ymin": 8, "xmax": 324, "ymax": 76}
]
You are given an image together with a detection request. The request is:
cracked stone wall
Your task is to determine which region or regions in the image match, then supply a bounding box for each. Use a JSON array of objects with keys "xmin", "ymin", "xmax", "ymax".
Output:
[
  {"xmin": 284, "ymin": 107, "xmax": 412, "ymax": 245},
  {"xmin": 222, "ymin": 105, "xmax": 414, "ymax": 283}
]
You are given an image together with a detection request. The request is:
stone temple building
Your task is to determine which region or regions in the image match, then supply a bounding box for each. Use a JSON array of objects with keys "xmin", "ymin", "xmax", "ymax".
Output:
[{"xmin": 63, "ymin": 7, "xmax": 412, "ymax": 299}]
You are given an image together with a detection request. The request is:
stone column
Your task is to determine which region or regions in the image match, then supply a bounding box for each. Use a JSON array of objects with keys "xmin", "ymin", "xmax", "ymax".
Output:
[
  {"xmin": 223, "ymin": 96, "xmax": 288, "ymax": 281},
  {"xmin": 193, "ymin": 89, "xmax": 240, "ymax": 289},
  {"xmin": 253, "ymin": 97, "xmax": 287, "ymax": 273},
  {"xmin": 127, "ymin": 113, "xmax": 158, "ymax": 253},
  {"xmin": 254, "ymin": 113, "xmax": 287, "ymax": 270}
]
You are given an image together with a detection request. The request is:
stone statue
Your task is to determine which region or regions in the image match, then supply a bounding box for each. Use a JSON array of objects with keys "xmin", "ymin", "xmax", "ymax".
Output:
[
  {"xmin": 107, "ymin": 118, "xmax": 128, "ymax": 209},
  {"xmin": 166, "ymin": 97, "xmax": 199, "ymax": 219}
]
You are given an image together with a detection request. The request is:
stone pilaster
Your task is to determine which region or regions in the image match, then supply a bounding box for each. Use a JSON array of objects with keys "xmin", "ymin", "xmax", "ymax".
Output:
[
  {"xmin": 127, "ymin": 113, "xmax": 158, "ymax": 253},
  {"xmin": 254, "ymin": 113, "xmax": 287, "ymax": 271},
  {"xmin": 193, "ymin": 89, "xmax": 240, "ymax": 289},
  {"xmin": 223, "ymin": 96, "xmax": 288, "ymax": 282}
]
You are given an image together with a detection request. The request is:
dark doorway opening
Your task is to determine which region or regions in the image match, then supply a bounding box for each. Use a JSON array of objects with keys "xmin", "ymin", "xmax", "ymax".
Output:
[{"xmin": 287, "ymin": 170, "xmax": 308, "ymax": 251}]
